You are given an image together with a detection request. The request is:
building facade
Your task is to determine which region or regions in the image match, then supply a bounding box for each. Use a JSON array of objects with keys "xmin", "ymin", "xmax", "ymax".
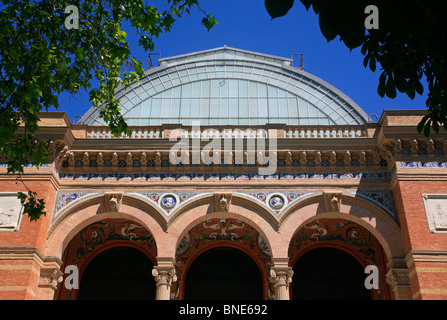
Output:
[{"xmin": 1, "ymin": 47, "xmax": 447, "ymax": 300}]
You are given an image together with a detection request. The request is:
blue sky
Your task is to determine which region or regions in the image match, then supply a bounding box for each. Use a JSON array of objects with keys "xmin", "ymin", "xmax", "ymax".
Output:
[{"xmin": 60, "ymin": 0, "xmax": 428, "ymax": 123}]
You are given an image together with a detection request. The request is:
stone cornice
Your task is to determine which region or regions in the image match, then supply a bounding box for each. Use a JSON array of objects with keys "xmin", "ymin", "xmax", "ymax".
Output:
[
  {"xmin": 394, "ymin": 172, "xmax": 447, "ymax": 181},
  {"xmin": 0, "ymin": 246, "xmax": 62, "ymax": 266},
  {"xmin": 405, "ymin": 250, "xmax": 447, "ymax": 267}
]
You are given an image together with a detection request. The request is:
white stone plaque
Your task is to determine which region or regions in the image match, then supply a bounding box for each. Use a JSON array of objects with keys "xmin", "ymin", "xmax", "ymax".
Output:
[
  {"xmin": 0, "ymin": 193, "xmax": 23, "ymax": 231},
  {"xmin": 423, "ymin": 194, "xmax": 447, "ymax": 233}
]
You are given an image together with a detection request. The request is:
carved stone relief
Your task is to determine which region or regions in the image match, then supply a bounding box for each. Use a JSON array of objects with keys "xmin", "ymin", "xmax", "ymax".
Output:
[
  {"xmin": 323, "ymin": 192, "xmax": 342, "ymax": 212},
  {"xmin": 214, "ymin": 193, "xmax": 232, "ymax": 213},
  {"xmin": 104, "ymin": 192, "xmax": 123, "ymax": 212},
  {"xmin": 423, "ymin": 194, "xmax": 447, "ymax": 233},
  {"xmin": 0, "ymin": 193, "xmax": 23, "ymax": 231}
]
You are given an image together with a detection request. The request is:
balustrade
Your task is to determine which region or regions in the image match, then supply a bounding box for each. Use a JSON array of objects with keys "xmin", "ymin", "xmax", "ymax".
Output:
[{"xmin": 85, "ymin": 125, "xmax": 367, "ymax": 139}]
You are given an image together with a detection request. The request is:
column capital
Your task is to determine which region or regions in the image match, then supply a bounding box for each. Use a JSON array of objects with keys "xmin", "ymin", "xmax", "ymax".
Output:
[
  {"xmin": 386, "ymin": 269, "xmax": 410, "ymax": 287},
  {"xmin": 152, "ymin": 257, "xmax": 177, "ymax": 285},
  {"xmin": 152, "ymin": 266, "xmax": 177, "ymax": 286},
  {"xmin": 152, "ymin": 257, "xmax": 177, "ymax": 300},
  {"xmin": 385, "ymin": 261, "xmax": 412, "ymax": 300},
  {"xmin": 269, "ymin": 266, "xmax": 294, "ymax": 287},
  {"xmin": 38, "ymin": 258, "xmax": 64, "ymax": 291},
  {"xmin": 39, "ymin": 268, "xmax": 64, "ymax": 290},
  {"xmin": 269, "ymin": 257, "xmax": 293, "ymax": 300}
]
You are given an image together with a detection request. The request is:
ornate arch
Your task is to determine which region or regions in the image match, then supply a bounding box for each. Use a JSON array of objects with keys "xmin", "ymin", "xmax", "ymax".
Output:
[
  {"xmin": 288, "ymin": 216, "xmax": 393, "ymax": 300},
  {"xmin": 45, "ymin": 193, "xmax": 168, "ymax": 259},
  {"xmin": 166, "ymin": 192, "xmax": 281, "ymax": 232},
  {"xmin": 54, "ymin": 218, "xmax": 157, "ymax": 300},
  {"xmin": 172, "ymin": 215, "xmax": 273, "ymax": 300},
  {"xmin": 279, "ymin": 191, "xmax": 405, "ymax": 260},
  {"xmin": 164, "ymin": 193, "xmax": 281, "ymax": 258}
]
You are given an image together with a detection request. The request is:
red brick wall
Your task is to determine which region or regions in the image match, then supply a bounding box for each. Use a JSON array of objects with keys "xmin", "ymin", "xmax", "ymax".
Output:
[
  {"xmin": 394, "ymin": 179, "xmax": 447, "ymax": 299},
  {"xmin": 0, "ymin": 180, "xmax": 56, "ymax": 249},
  {"xmin": 0, "ymin": 179, "xmax": 56, "ymax": 299}
]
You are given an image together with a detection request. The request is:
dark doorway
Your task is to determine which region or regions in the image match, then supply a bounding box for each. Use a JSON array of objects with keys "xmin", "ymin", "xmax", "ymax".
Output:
[
  {"xmin": 292, "ymin": 247, "xmax": 371, "ymax": 300},
  {"xmin": 78, "ymin": 246, "xmax": 156, "ymax": 300},
  {"xmin": 185, "ymin": 247, "xmax": 263, "ymax": 300}
]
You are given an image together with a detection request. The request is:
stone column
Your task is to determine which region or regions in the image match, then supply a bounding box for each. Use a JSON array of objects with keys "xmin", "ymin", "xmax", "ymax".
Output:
[
  {"xmin": 386, "ymin": 259, "xmax": 412, "ymax": 300},
  {"xmin": 37, "ymin": 258, "xmax": 64, "ymax": 300},
  {"xmin": 152, "ymin": 257, "xmax": 177, "ymax": 300},
  {"xmin": 269, "ymin": 258, "xmax": 294, "ymax": 300}
]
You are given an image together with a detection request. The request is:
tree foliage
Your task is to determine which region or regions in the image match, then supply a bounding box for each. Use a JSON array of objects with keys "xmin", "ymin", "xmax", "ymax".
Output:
[
  {"xmin": 265, "ymin": 0, "xmax": 447, "ymax": 136},
  {"xmin": 0, "ymin": 0, "xmax": 216, "ymax": 222}
]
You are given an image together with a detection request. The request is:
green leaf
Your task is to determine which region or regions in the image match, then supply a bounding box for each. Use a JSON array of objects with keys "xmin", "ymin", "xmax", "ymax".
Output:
[
  {"xmin": 18, "ymin": 191, "xmax": 46, "ymax": 222},
  {"xmin": 299, "ymin": 0, "xmax": 313, "ymax": 10},
  {"xmin": 369, "ymin": 55, "xmax": 376, "ymax": 72},
  {"xmin": 377, "ymin": 73, "xmax": 387, "ymax": 98},
  {"xmin": 385, "ymin": 76, "xmax": 397, "ymax": 99},
  {"xmin": 417, "ymin": 114, "xmax": 431, "ymax": 134},
  {"xmin": 318, "ymin": 4, "xmax": 339, "ymax": 42},
  {"xmin": 201, "ymin": 15, "xmax": 218, "ymax": 31},
  {"xmin": 394, "ymin": 75, "xmax": 407, "ymax": 93},
  {"xmin": 433, "ymin": 120, "xmax": 440, "ymax": 133},
  {"xmin": 415, "ymin": 80, "xmax": 424, "ymax": 95},
  {"xmin": 265, "ymin": 0, "xmax": 294, "ymax": 19},
  {"xmin": 424, "ymin": 122, "xmax": 431, "ymax": 137},
  {"xmin": 363, "ymin": 52, "xmax": 371, "ymax": 68}
]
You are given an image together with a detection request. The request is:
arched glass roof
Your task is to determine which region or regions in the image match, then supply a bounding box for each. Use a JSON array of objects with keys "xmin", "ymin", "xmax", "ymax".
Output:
[{"xmin": 81, "ymin": 47, "xmax": 369, "ymax": 126}]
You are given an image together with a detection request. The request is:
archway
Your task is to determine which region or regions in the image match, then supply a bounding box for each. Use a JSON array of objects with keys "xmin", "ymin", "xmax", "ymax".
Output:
[
  {"xmin": 288, "ymin": 218, "xmax": 392, "ymax": 300},
  {"xmin": 185, "ymin": 247, "xmax": 263, "ymax": 300},
  {"xmin": 54, "ymin": 219, "xmax": 158, "ymax": 300},
  {"xmin": 173, "ymin": 217, "xmax": 272, "ymax": 300},
  {"xmin": 291, "ymin": 247, "xmax": 371, "ymax": 300},
  {"xmin": 78, "ymin": 246, "xmax": 156, "ymax": 300}
]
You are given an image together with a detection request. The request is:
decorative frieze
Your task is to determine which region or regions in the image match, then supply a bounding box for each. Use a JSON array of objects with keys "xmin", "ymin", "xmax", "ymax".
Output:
[
  {"xmin": 54, "ymin": 148, "xmax": 397, "ymax": 172},
  {"xmin": 56, "ymin": 171, "xmax": 395, "ymax": 181},
  {"xmin": 51, "ymin": 189, "xmax": 397, "ymax": 224},
  {"xmin": 400, "ymin": 161, "xmax": 447, "ymax": 168},
  {"xmin": 52, "ymin": 191, "xmax": 102, "ymax": 223},
  {"xmin": 395, "ymin": 138, "xmax": 447, "ymax": 158},
  {"xmin": 349, "ymin": 190, "xmax": 396, "ymax": 219},
  {"xmin": 134, "ymin": 191, "xmax": 200, "ymax": 217},
  {"xmin": 241, "ymin": 191, "xmax": 310, "ymax": 217},
  {"xmin": 359, "ymin": 150, "xmax": 367, "ymax": 166}
]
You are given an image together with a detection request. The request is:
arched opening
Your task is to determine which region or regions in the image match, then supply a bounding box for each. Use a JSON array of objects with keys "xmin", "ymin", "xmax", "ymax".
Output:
[
  {"xmin": 291, "ymin": 247, "xmax": 371, "ymax": 300},
  {"xmin": 184, "ymin": 247, "xmax": 263, "ymax": 300},
  {"xmin": 78, "ymin": 246, "xmax": 156, "ymax": 300}
]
